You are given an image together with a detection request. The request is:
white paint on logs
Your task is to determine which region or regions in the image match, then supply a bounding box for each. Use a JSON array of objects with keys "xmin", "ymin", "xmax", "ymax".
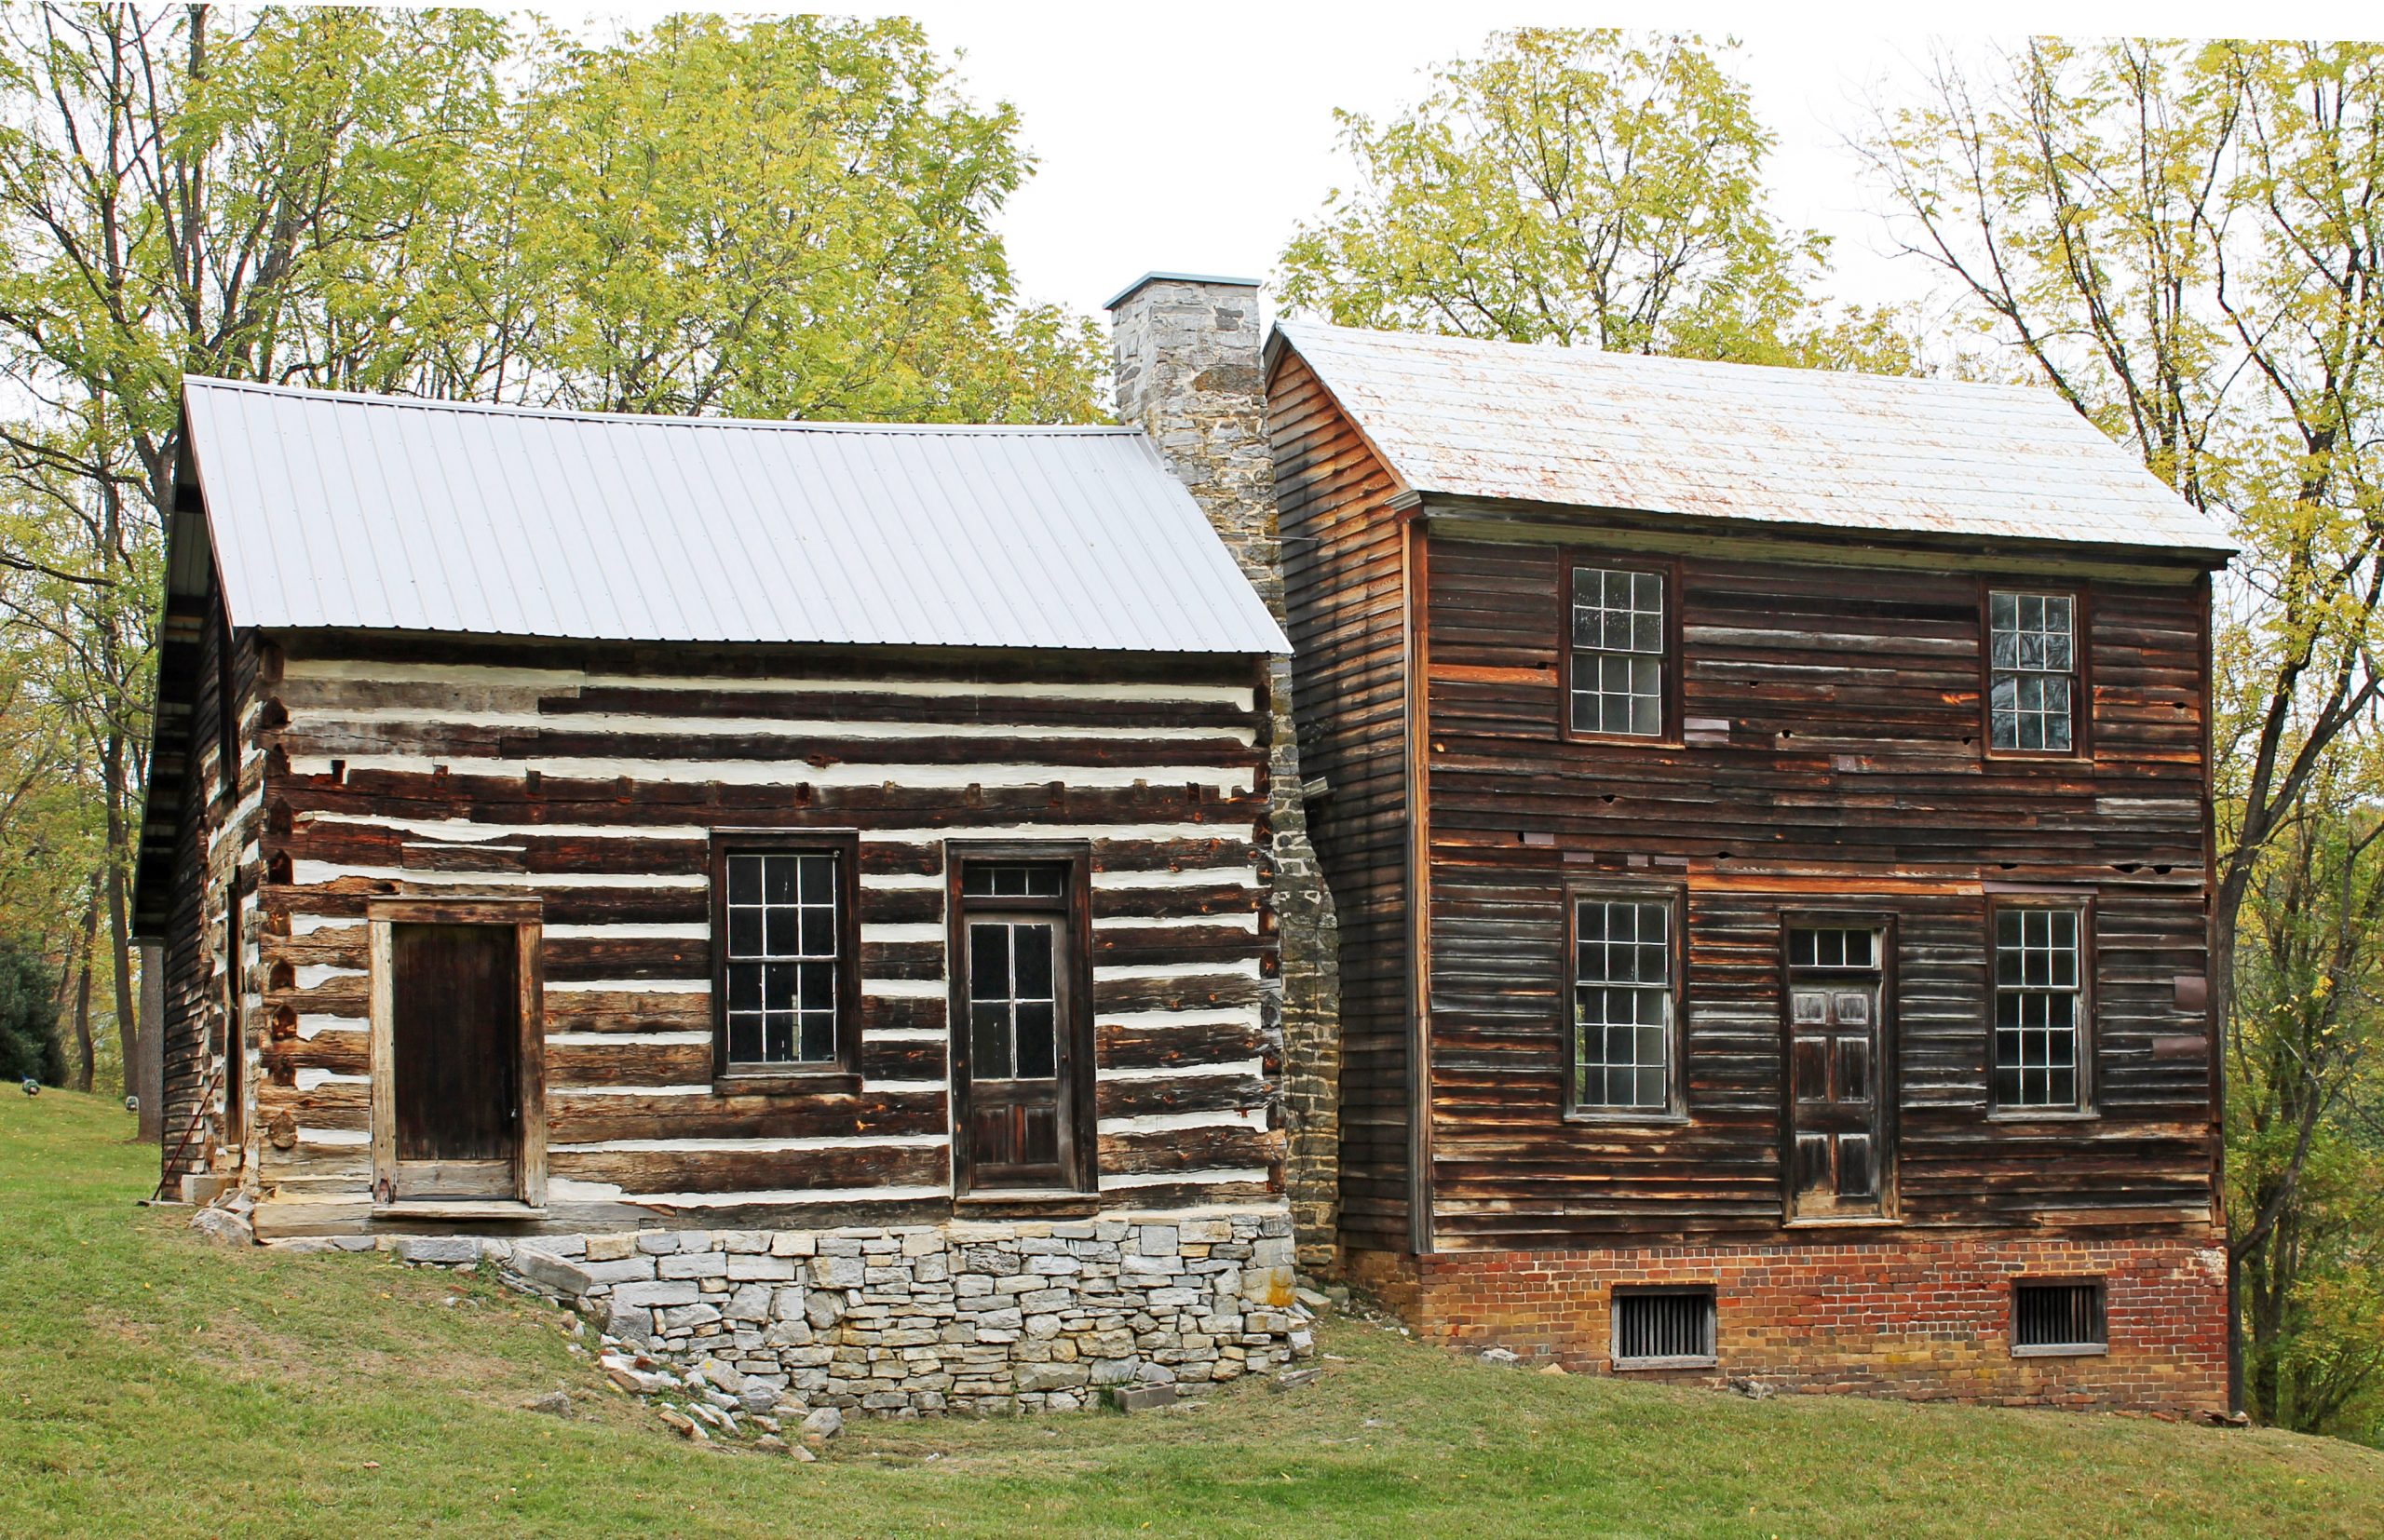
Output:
[
  {"xmin": 1098, "ymin": 1108, "xmax": 1266, "ymax": 1134},
  {"xmin": 1091, "ymin": 867, "xmax": 1259, "ymax": 890},
  {"xmin": 544, "ymin": 979, "xmax": 708, "ymax": 994},
  {"xmin": 286, "ymin": 753, "xmax": 1254, "ymax": 795},
  {"xmin": 283, "ymin": 655, "xmax": 1255, "ymax": 709},
  {"xmin": 861, "ymin": 979, "xmax": 944, "ymax": 999},
  {"xmin": 542, "ymin": 923, "xmax": 711, "ymax": 939},
  {"xmin": 860, "ymin": 923, "xmax": 943, "ymax": 944},
  {"xmin": 860, "ymin": 1079, "xmax": 947, "ymax": 1095},
  {"xmin": 293, "ymin": 1068, "xmax": 369, "ymax": 1090},
  {"xmin": 1096, "ymin": 1006, "xmax": 1263, "ymax": 1032},
  {"xmin": 551, "ymin": 1134, "xmax": 949, "ymax": 1154},
  {"xmin": 1098, "ymin": 1167, "xmax": 1270, "ymax": 1191},
  {"xmin": 544, "ymin": 1176, "xmax": 952, "ymax": 1206},
  {"xmin": 1097, "ymin": 1058, "xmax": 1265, "ymax": 1083},
  {"xmin": 296, "ymin": 1017, "xmax": 364, "ymax": 1040},
  {"xmin": 291, "ymin": 704, "xmax": 1253, "ymax": 746},
  {"xmin": 1093, "ymin": 958, "xmax": 1262, "ymax": 982},
  {"xmin": 863, "ymin": 1028, "xmax": 946, "ymax": 1043},
  {"xmin": 294, "ymin": 964, "xmax": 366, "ymax": 989},
  {"xmin": 288, "ymin": 861, "xmax": 708, "ymax": 889}
]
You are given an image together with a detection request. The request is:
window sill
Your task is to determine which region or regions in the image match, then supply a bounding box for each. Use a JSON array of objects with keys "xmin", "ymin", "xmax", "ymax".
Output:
[
  {"xmin": 1564, "ymin": 1109, "xmax": 1690, "ymax": 1128},
  {"xmin": 1560, "ymin": 732, "xmax": 1686, "ymax": 750},
  {"xmin": 714, "ymin": 1071, "xmax": 862, "ymax": 1097},
  {"xmin": 1784, "ymin": 1215, "xmax": 1901, "ymax": 1230},
  {"xmin": 1611, "ymin": 1356, "xmax": 1717, "ymax": 1372},
  {"xmin": 2011, "ymin": 1344, "xmax": 2108, "ymax": 1359},
  {"xmin": 1985, "ymin": 1107, "xmax": 2101, "ymax": 1125}
]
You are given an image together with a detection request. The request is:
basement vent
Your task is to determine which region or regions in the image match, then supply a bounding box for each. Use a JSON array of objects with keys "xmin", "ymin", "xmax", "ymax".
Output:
[
  {"xmin": 2012, "ymin": 1280, "xmax": 2107, "ymax": 1355},
  {"xmin": 1611, "ymin": 1288, "xmax": 1717, "ymax": 1369}
]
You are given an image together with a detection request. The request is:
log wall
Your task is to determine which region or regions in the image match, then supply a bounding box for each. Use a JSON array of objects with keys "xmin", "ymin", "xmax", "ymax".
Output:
[{"xmin": 237, "ymin": 636, "xmax": 1280, "ymax": 1236}]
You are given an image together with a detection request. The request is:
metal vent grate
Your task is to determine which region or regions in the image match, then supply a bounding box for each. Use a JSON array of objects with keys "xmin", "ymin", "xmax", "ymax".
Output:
[
  {"xmin": 2013, "ymin": 1281, "xmax": 2106, "ymax": 1352},
  {"xmin": 1613, "ymin": 1289, "xmax": 1717, "ymax": 1366}
]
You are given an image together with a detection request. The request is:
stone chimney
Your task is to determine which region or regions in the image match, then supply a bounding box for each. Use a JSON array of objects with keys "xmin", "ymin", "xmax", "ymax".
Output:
[{"xmin": 1106, "ymin": 273, "xmax": 1340, "ymax": 1273}]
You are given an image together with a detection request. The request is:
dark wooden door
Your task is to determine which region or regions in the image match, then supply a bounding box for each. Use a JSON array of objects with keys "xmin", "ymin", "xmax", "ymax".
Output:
[
  {"xmin": 961, "ymin": 914, "xmax": 1072, "ymax": 1190},
  {"xmin": 1786, "ymin": 927, "xmax": 1890, "ymax": 1221},
  {"xmin": 390, "ymin": 922, "xmax": 519, "ymax": 1198}
]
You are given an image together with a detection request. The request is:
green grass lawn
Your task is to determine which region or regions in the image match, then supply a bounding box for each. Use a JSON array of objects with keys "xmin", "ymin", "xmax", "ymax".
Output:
[{"xmin": 4, "ymin": 1089, "xmax": 2379, "ymax": 1539}]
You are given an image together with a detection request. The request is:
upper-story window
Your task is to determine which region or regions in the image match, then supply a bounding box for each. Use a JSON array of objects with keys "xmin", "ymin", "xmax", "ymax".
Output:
[
  {"xmin": 711, "ymin": 834, "xmax": 860, "ymax": 1078},
  {"xmin": 1992, "ymin": 904, "xmax": 2088, "ymax": 1111},
  {"xmin": 1570, "ymin": 563, "xmax": 1670, "ymax": 737},
  {"xmin": 1987, "ymin": 591, "xmax": 2077, "ymax": 752}
]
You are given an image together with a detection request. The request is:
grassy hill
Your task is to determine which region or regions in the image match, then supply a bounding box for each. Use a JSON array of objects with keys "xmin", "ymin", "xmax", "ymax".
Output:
[{"xmin": 3, "ymin": 1088, "xmax": 2377, "ymax": 1538}]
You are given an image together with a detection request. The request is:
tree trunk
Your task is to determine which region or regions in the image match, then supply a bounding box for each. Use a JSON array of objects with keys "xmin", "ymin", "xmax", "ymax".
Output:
[
  {"xmin": 71, "ymin": 895, "xmax": 99, "ymax": 1094},
  {"xmin": 102, "ymin": 724, "xmax": 153, "ymax": 1141}
]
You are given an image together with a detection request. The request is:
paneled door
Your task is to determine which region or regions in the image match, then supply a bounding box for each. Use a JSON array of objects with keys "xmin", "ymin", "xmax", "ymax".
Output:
[
  {"xmin": 1784, "ymin": 925, "xmax": 1891, "ymax": 1222},
  {"xmin": 952, "ymin": 859, "xmax": 1086, "ymax": 1194}
]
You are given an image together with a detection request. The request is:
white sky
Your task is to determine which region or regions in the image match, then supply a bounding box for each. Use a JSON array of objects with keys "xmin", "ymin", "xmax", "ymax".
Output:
[{"xmin": 551, "ymin": 3, "xmax": 2382, "ymax": 320}]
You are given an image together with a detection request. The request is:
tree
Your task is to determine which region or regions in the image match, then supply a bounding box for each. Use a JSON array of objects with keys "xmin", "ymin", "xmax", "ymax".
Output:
[
  {"xmin": 1278, "ymin": 28, "xmax": 1917, "ymax": 371},
  {"xmin": 0, "ymin": 931, "xmax": 65, "ymax": 1085},
  {"xmin": 0, "ymin": 5, "xmax": 1103, "ymax": 1130},
  {"xmin": 1861, "ymin": 38, "xmax": 2384, "ymax": 1430}
]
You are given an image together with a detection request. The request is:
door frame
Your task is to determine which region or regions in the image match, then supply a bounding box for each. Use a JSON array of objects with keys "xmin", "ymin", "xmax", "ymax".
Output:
[
  {"xmin": 943, "ymin": 841, "xmax": 1094, "ymax": 1197},
  {"xmin": 367, "ymin": 897, "xmax": 547, "ymax": 1213},
  {"xmin": 1776, "ymin": 909, "xmax": 1900, "ymax": 1225}
]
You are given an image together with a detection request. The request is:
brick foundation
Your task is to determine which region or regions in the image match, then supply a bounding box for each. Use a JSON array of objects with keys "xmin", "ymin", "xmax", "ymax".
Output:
[{"xmin": 1348, "ymin": 1230, "xmax": 2228, "ymax": 1413}]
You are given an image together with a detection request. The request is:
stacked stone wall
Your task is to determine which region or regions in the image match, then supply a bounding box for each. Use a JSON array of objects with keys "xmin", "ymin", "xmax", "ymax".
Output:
[
  {"xmin": 1349, "ymin": 1231, "xmax": 2227, "ymax": 1414},
  {"xmin": 285, "ymin": 1209, "xmax": 1312, "ymax": 1416}
]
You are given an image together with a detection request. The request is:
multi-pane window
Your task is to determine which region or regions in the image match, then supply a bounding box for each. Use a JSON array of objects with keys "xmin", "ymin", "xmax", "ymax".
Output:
[
  {"xmin": 1988, "ymin": 592, "xmax": 2076, "ymax": 751},
  {"xmin": 968, "ymin": 920, "xmax": 1060, "ymax": 1081},
  {"xmin": 722, "ymin": 850, "xmax": 844, "ymax": 1067},
  {"xmin": 1571, "ymin": 565, "xmax": 1667, "ymax": 736},
  {"xmin": 1993, "ymin": 906, "xmax": 2084, "ymax": 1109},
  {"xmin": 1573, "ymin": 897, "xmax": 1675, "ymax": 1111}
]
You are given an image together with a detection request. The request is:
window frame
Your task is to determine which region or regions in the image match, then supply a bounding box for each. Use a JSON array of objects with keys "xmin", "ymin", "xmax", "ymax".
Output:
[
  {"xmin": 708, "ymin": 829, "xmax": 863, "ymax": 1092},
  {"xmin": 1563, "ymin": 878, "xmax": 1689, "ymax": 1125},
  {"xmin": 945, "ymin": 840, "xmax": 1097, "ymax": 1197},
  {"xmin": 2010, "ymin": 1277, "xmax": 2110, "ymax": 1358},
  {"xmin": 1560, "ymin": 550, "xmax": 1684, "ymax": 746},
  {"xmin": 1609, "ymin": 1285, "xmax": 1720, "ymax": 1371},
  {"xmin": 1984, "ymin": 894, "xmax": 2097, "ymax": 1119},
  {"xmin": 1980, "ymin": 582, "xmax": 2091, "ymax": 760}
]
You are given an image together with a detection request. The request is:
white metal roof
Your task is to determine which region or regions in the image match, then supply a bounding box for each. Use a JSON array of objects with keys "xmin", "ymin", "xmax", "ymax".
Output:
[
  {"xmin": 1273, "ymin": 322, "xmax": 2235, "ymax": 559},
  {"xmin": 179, "ymin": 377, "xmax": 1288, "ymax": 654}
]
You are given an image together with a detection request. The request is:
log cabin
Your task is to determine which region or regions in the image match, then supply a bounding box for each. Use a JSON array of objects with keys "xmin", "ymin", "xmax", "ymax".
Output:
[
  {"xmin": 1265, "ymin": 311, "xmax": 2236, "ymax": 1412},
  {"xmin": 131, "ymin": 275, "xmax": 1321, "ymax": 1412}
]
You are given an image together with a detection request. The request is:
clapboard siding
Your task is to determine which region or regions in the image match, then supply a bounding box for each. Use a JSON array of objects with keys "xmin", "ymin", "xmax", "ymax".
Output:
[
  {"xmin": 1416, "ymin": 536, "xmax": 2216, "ymax": 1250},
  {"xmin": 1271, "ymin": 348, "xmax": 1415, "ymax": 1251},
  {"xmin": 238, "ymin": 635, "xmax": 1280, "ymax": 1232}
]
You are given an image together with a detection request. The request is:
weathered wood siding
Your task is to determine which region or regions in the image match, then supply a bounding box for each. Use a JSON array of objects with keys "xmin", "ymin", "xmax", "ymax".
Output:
[
  {"xmin": 1419, "ymin": 534, "xmax": 2216, "ymax": 1251},
  {"xmin": 245, "ymin": 636, "xmax": 1279, "ymax": 1234},
  {"xmin": 1269, "ymin": 349, "xmax": 1416, "ymax": 1252},
  {"xmin": 156, "ymin": 582, "xmax": 261, "ymax": 1190}
]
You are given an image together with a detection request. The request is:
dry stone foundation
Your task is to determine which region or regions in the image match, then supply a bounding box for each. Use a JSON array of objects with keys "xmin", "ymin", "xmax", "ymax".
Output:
[{"xmin": 283, "ymin": 1209, "xmax": 1313, "ymax": 1416}]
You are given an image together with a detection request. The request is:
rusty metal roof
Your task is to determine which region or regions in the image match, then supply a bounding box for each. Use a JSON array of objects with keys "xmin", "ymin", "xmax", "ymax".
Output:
[
  {"xmin": 178, "ymin": 378, "xmax": 1287, "ymax": 653},
  {"xmin": 1272, "ymin": 322, "xmax": 2234, "ymax": 559}
]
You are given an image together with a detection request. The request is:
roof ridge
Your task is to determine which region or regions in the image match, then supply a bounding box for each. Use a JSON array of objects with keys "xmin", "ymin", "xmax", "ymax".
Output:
[
  {"xmin": 180, "ymin": 376, "xmax": 1132, "ymax": 437},
  {"xmin": 1270, "ymin": 318, "xmax": 2054, "ymax": 402}
]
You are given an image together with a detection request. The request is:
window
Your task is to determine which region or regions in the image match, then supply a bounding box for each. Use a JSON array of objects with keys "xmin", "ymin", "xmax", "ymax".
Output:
[
  {"xmin": 1988, "ymin": 591, "xmax": 2077, "ymax": 751},
  {"xmin": 1993, "ymin": 905, "xmax": 2086, "ymax": 1110},
  {"xmin": 1570, "ymin": 563, "xmax": 1669, "ymax": 737},
  {"xmin": 2012, "ymin": 1280, "xmax": 2106, "ymax": 1355},
  {"xmin": 711, "ymin": 834, "xmax": 859, "ymax": 1077},
  {"xmin": 1612, "ymin": 1288, "xmax": 1717, "ymax": 1368},
  {"xmin": 1572, "ymin": 894, "xmax": 1678, "ymax": 1113}
]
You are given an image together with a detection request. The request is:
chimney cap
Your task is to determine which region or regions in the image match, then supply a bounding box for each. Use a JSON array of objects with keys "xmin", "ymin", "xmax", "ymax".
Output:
[{"xmin": 1103, "ymin": 271, "xmax": 1262, "ymax": 312}]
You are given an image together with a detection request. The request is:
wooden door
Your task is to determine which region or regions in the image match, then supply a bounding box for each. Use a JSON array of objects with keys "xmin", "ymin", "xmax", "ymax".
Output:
[
  {"xmin": 1785, "ymin": 926, "xmax": 1890, "ymax": 1221},
  {"xmin": 388, "ymin": 922, "xmax": 520, "ymax": 1199},
  {"xmin": 958, "ymin": 862, "xmax": 1091, "ymax": 1201}
]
